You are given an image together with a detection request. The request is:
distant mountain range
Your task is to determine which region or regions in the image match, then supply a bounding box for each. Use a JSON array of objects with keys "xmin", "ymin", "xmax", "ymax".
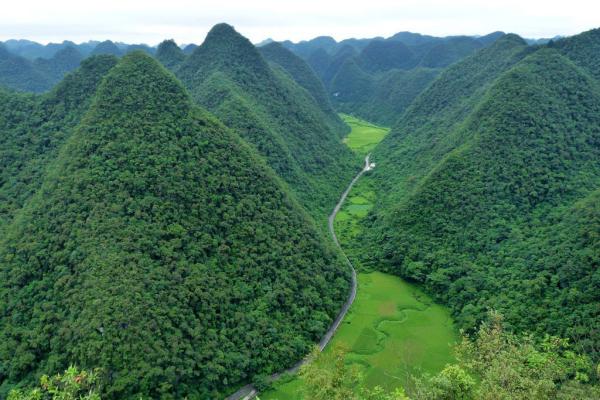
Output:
[{"xmin": 1, "ymin": 32, "xmax": 563, "ymax": 61}]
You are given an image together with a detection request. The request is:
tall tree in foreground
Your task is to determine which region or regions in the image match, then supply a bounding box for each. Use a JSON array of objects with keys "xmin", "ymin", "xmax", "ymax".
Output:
[
  {"xmin": 300, "ymin": 314, "xmax": 599, "ymax": 400},
  {"xmin": 8, "ymin": 367, "xmax": 101, "ymax": 400}
]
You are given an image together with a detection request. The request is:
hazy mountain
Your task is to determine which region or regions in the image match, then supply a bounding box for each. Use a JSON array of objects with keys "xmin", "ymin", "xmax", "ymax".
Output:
[
  {"xmin": 33, "ymin": 45, "xmax": 84, "ymax": 82},
  {"xmin": 0, "ymin": 43, "xmax": 52, "ymax": 92},
  {"xmin": 156, "ymin": 39, "xmax": 186, "ymax": 70},
  {"xmin": 90, "ymin": 40, "xmax": 123, "ymax": 57}
]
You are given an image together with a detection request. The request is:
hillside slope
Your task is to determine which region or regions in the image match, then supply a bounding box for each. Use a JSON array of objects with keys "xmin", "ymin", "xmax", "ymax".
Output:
[
  {"xmin": 372, "ymin": 34, "xmax": 531, "ymax": 200},
  {"xmin": 177, "ymin": 24, "xmax": 358, "ymax": 219},
  {"xmin": 365, "ymin": 35, "xmax": 600, "ymax": 359},
  {"xmin": 33, "ymin": 46, "xmax": 84, "ymax": 83},
  {"xmin": 332, "ymin": 66, "xmax": 440, "ymax": 126},
  {"xmin": 0, "ymin": 44, "xmax": 52, "ymax": 92},
  {"xmin": 0, "ymin": 55, "xmax": 119, "ymax": 230},
  {"xmin": 258, "ymin": 42, "xmax": 346, "ymax": 134},
  {"xmin": 0, "ymin": 44, "xmax": 86, "ymax": 93},
  {"xmin": 156, "ymin": 39, "xmax": 186, "ymax": 71},
  {"xmin": 0, "ymin": 52, "xmax": 351, "ymax": 398},
  {"xmin": 297, "ymin": 32, "xmax": 505, "ymax": 125}
]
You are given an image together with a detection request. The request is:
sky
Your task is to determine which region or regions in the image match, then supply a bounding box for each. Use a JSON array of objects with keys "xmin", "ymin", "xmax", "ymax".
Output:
[{"xmin": 1, "ymin": 0, "xmax": 599, "ymax": 45}]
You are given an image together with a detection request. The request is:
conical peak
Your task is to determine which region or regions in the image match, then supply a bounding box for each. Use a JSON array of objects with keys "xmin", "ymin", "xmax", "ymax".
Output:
[
  {"xmin": 156, "ymin": 39, "xmax": 185, "ymax": 64},
  {"xmin": 157, "ymin": 39, "xmax": 180, "ymax": 51},
  {"xmin": 202, "ymin": 23, "xmax": 256, "ymax": 53},
  {"xmin": 90, "ymin": 40, "xmax": 123, "ymax": 57},
  {"xmin": 181, "ymin": 22, "xmax": 268, "ymax": 76},
  {"xmin": 259, "ymin": 41, "xmax": 296, "ymax": 61},
  {"xmin": 206, "ymin": 23, "xmax": 240, "ymax": 40},
  {"xmin": 496, "ymin": 33, "xmax": 527, "ymax": 47},
  {"xmin": 54, "ymin": 45, "xmax": 83, "ymax": 59},
  {"xmin": 261, "ymin": 41, "xmax": 285, "ymax": 52},
  {"xmin": 91, "ymin": 51, "xmax": 190, "ymax": 120}
]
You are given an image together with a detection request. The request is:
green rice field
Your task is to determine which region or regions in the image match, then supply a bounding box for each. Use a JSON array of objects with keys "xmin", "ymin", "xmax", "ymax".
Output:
[
  {"xmin": 340, "ymin": 114, "xmax": 390, "ymax": 155},
  {"xmin": 260, "ymin": 116, "xmax": 457, "ymax": 399}
]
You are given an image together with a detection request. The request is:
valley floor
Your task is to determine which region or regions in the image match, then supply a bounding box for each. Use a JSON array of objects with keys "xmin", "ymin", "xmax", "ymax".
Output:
[
  {"xmin": 262, "ymin": 271, "xmax": 457, "ymax": 399},
  {"xmin": 261, "ymin": 115, "xmax": 457, "ymax": 399}
]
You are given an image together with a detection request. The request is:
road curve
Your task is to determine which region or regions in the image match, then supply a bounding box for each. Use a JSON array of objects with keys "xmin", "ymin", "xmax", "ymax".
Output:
[{"xmin": 225, "ymin": 155, "xmax": 372, "ymax": 400}]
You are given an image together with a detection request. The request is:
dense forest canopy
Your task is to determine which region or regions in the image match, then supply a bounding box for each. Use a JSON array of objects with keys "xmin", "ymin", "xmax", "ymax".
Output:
[
  {"xmin": 360, "ymin": 30, "xmax": 600, "ymax": 362},
  {"xmin": 155, "ymin": 39, "xmax": 186, "ymax": 71},
  {"xmin": 258, "ymin": 42, "xmax": 346, "ymax": 133},
  {"xmin": 1, "ymin": 21, "xmax": 599, "ymax": 399},
  {"xmin": 282, "ymin": 30, "xmax": 504, "ymax": 126},
  {"xmin": 0, "ymin": 51, "xmax": 351, "ymax": 398},
  {"xmin": 0, "ymin": 55, "xmax": 119, "ymax": 231},
  {"xmin": 175, "ymin": 23, "xmax": 358, "ymax": 219}
]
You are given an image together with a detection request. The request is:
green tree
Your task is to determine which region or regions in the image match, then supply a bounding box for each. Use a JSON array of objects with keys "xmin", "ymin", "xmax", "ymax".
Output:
[
  {"xmin": 300, "ymin": 344, "xmax": 361, "ymax": 400},
  {"xmin": 452, "ymin": 312, "xmax": 595, "ymax": 400},
  {"xmin": 8, "ymin": 366, "xmax": 101, "ymax": 400}
]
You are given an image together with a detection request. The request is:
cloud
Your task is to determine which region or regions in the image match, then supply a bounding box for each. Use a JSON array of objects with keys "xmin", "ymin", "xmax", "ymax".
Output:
[{"xmin": 0, "ymin": 0, "xmax": 598, "ymax": 45}]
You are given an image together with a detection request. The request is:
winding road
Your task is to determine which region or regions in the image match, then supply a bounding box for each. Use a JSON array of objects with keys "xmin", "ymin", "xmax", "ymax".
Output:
[{"xmin": 225, "ymin": 155, "xmax": 373, "ymax": 400}]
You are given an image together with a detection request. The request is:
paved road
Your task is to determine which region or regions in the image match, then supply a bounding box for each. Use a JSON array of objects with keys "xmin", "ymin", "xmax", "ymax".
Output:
[{"xmin": 225, "ymin": 155, "xmax": 372, "ymax": 400}]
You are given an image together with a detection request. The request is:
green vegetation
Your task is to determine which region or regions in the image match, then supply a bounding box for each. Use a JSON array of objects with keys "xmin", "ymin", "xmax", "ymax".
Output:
[
  {"xmin": 8, "ymin": 366, "xmax": 101, "ymax": 400},
  {"xmin": 358, "ymin": 41, "xmax": 415, "ymax": 72},
  {"xmin": 33, "ymin": 46, "xmax": 84, "ymax": 84},
  {"xmin": 287, "ymin": 32, "xmax": 501, "ymax": 125},
  {"xmin": 294, "ymin": 313, "xmax": 600, "ymax": 400},
  {"xmin": 176, "ymin": 23, "xmax": 359, "ymax": 220},
  {"xmin": 417, "ymin": 36, "xmax": 483, "ymax": 68},
  {"xmin": 332, "ymin": 66, "xmax": 440, "ymax": 126},
  {"xmin": 262, "ymin": 116, "xmax": 455, "ymax": 400},
  {"xmin": 0, "ymin": 55, "xmax": 119, "ymax": 231},
  {"xmin": 0, "ymin": 44, "xmax": 54, "ymax": 92},
  {"xmin": 0, "ymin": 52, "xmax": 350, "ymax": 399},
  {"xmin": 346, "ymin": 68, "xmax": 440, "ymax": 126},
  {"xmin": 155, "ymin": 39, "xmax": 186, "ymax": 71},
  {"xmin": 364, "ymin": 31, "xmax": 600, "ymax": 364},
  {"xmin": 0, "ymin": 44, "xmax": 85, "ymax": 93},
  {"xmin": 259, "ymin": 42, "xmax": 346, "ymax": 134},
  {"xmin": 89, "ymin": 41, "xmax": 123, "ymax": 57},
  {"xmin": 340, "ymin": 114, "xmax": 389, "ymax": 155},
  {"xmin": 3, "ymin": 24, "xmax": 600, "ymax": 400},
  {"xmin": 262, "ymin": 272, "xmax": 457, "ymax": 399}
]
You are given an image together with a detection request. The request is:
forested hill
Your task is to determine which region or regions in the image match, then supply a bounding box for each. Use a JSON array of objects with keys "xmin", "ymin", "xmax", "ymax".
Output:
[
  {"xmin": 0, "ymin": 44, "xmax": 85, "ymax": 93},
  {"xmin": 280, "ymin": 31, "xmax": 505, "ymax": 125},
  {"xmin": 0, "ymin": 43, "xmax": 53, "ymax": 92},
  {"xmin": 156, "ymin": 39, "xmax": 186, "ymax": 71},
  {"xmin": 0, "ymin": 52, "xmax": 351, "ymax": 398},
  {"xmin": 364, "ymin": 31, "xmax": 600, "ymax": 360},
  {"xmin": 0, "ymin": 55, "xmax": 119, "ymax": 231},
  {"xmin": 553, "ymin": 27, "xmax": 600, "ymax": 80},
  {"xmin": 176, "ymin": 23, "xmax": 358, "ymax": 219},
  {"xmin": 89, "ymin": 40, "xmax": 123, "ymax": 57},
  {"xmin": 258, "ymin": 42, "xmax": 346, "ymax": 134}
]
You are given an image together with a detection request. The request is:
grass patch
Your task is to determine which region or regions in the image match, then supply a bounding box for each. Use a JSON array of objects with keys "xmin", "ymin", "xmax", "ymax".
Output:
[
  {"xmin": 262, "ymin": 272, "xmax": 458, "ymax": 399},
  {"xmin": 262, "ymin": 116, "xmax": 456, "ymax": 399},
  {"xmin": 340, "ymin": 114, "xmax": 390, "ymax": 155}
]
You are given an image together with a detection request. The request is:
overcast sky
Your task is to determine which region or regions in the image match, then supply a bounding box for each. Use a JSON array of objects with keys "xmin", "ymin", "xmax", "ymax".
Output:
[{"xmin": 1, "ymin": 0, "xmax": 599, "ymax": 45}]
